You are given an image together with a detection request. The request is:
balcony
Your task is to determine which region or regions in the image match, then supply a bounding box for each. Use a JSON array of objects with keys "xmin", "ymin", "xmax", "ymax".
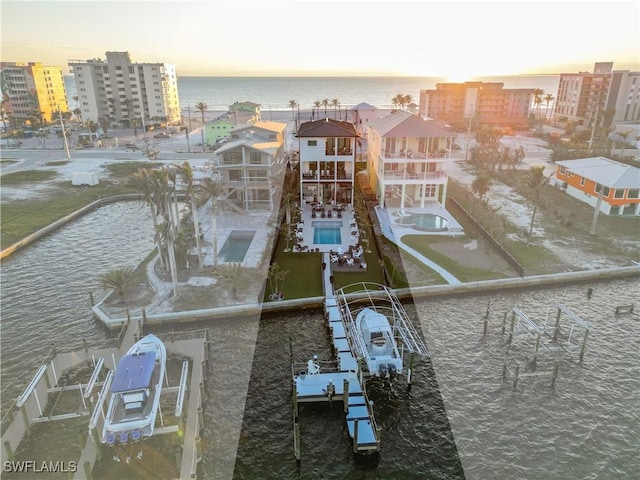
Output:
[{"xmin": 382, "ymin": 170, "xmax": 448, "ymax": 182}]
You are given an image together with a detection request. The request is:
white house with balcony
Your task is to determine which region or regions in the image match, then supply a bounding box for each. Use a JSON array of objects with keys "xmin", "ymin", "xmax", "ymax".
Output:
[
  {"xmin": 366, "ymin": 110, "xmax": 456, "ymax": 209},
  {"xmin": 211, "ymin": 121, "xmax": 287, "ymax": 212},
  {"xmin": 296, "ymin": 118, "xmax": 360, "ymax": 206}
]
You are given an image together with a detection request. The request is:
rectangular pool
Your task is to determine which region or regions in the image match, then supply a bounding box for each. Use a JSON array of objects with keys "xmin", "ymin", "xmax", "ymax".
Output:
[
  {"xmin": 219, "ymin": 231, "xmax": 255, "ymax": 262},
  {"xmin": 312, "ymin": 221, "xmax": 343, "ymax": 244}
]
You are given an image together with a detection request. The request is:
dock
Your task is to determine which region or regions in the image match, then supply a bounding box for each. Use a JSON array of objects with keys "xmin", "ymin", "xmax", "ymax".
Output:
[{"xmin": 0, "ymin": 317, "xmax": 208, "ymax": 479}]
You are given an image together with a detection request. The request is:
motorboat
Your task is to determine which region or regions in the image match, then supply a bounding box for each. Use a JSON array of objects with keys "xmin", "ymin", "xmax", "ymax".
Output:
[
  {"xmin": 355, "ymin": 308, "xmax": 402, "ymax": 378},
  {"xmin": 101, "ymin": 334, "xmax": 166, "ymax": 445}
]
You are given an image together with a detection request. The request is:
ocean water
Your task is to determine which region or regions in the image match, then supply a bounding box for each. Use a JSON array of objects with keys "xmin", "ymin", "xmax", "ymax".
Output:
[
  {"xmin": 1, "ymin": 202, "xmax": 638, "ymax": 479},
  {"xmin": 63, "ymin": 75, "xmax": 560, "ymax": 113}
]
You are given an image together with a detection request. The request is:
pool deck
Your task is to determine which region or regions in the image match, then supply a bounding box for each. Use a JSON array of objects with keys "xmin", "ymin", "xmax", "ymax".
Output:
[{"xmin": 293, "ymin": 203, "xmax": 361, "ymax": 253}]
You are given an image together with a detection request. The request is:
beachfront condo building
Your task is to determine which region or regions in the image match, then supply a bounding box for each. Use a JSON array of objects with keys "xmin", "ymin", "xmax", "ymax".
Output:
[
  {"xmin": 418, "ymin": 82, "xmax": 534, "ymax": 130},
  {"xmin": 366, "ymin": 110, "xmax": 456, "ymax": 210},
  {"xmin": 553, "ymin": 62, "xmax": 640, "ymax": 129},
  {"xmin": 210, "ymin": 121, "xmax": 287, "ymax": 212},
  {"xmin": 296, "ymin": 118, "xmax": 360, "ymax": 206},
  {"xmin": 0, "ymin": 62, "xmax": 69, "ymax": 126},
  {"xmin": 68, "ymin": 51, "xmax": 180, "ymax": 128}
]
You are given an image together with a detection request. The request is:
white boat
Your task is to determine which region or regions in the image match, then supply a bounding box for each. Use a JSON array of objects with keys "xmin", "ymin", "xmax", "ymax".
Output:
[
  {"xmin": 355, "ymin": 307, "xmax": 403, "ymax": 378},
  {"xmin": 101, "ymin": 334, "xmax": 166, "ymax": 445}
]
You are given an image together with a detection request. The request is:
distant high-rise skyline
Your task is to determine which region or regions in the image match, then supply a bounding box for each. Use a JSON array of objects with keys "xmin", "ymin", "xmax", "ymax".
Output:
[{"xmin": 2, "ymin": 1, "xmax": 638, "ymax": 78}]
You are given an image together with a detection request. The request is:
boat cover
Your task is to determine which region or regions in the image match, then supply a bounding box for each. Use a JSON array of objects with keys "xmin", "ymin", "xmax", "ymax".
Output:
[{"xmin": 111, "ymin": 351, "xmax": 157, "ymax": 393}]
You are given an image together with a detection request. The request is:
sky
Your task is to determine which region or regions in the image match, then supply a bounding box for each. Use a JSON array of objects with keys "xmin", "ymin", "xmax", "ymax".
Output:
[{"xmin": 1, "ymin": 0, "xmax": 639, "ymax": 79}]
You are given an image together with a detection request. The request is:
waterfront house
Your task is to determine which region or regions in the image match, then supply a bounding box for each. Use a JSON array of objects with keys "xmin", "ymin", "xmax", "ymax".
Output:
[
  {"xmin": 351, "ymin": 102, "xmax": 378, "ymax": 136},
  {"xmin": 204, "ymin": 115, "xmax": 236, "ymax": 146},
  {"xmin": 554, "ymin": 157, "xmax": 640, "ymax": 215},
  {"xmin": 296, "ymin": 118, "xmax": 360, "ymax": 206},
  {"xmin": 366, "ymin": 110, "xmax": 456, "ymax": 209},
  {"xmin": 229, "ymin": 101, "xmax": 261, "ymax": 119},
  {"xmin": 210, "ymin": 121, "xmax": 287, "ymax": 212}
]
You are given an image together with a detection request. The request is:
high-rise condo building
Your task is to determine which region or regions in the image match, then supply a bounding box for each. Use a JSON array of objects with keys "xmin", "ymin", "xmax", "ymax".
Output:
[
  {"xmin": 68, "ymin": 51, "xmax": 180, "ymax": 128},
  {"xmin": 0, "ymin": 62, "xmax": 69, "ymax": 126}
]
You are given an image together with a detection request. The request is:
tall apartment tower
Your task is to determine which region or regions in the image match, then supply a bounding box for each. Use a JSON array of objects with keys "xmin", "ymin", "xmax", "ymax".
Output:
[
  {"xmin": 418, "ymin": 82, "xmax": 534, "ymax": 130},
  {"xmin": 553, "ymin": 62, "xmax": 640, "ymax": 128},
  {"xmin": 0, "ymin": 62, "xmax": 69, "ymax": 125},
  {"xmin": 68, "ymin": 51, "xmax": 180, "ymax": 128}
]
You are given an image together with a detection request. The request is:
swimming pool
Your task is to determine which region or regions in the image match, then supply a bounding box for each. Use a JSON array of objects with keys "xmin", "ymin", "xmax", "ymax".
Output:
[
  {"xmin": 395, "ymin": 213, "xmax": 449, "ymax": 232},
  {"xmin": 312, "ymin": 221, "xmax": 343, "ymax": 244},
  {"xmin": 219, "ymin": 231, "xmax": 255, "ymax": 262}
]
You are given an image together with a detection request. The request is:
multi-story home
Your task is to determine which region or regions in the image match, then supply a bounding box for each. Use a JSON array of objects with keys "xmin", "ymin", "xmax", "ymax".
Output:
[
  {"xmin": 68, "ymin": 51, "xmax": 180, "ymax": 128},
  {"xmin": 0, "ymin": 62, "xmax": 69, "ymax": 126},
  {"xmin": 553, "ymin": 62, "xmax": 640, "ymax": 128},
  {"xmin": 211, "ymin": 121, "xmax": 287, "ymax": 212},
  {"xmin": 419, "ymin": 82, "xmax": 534, "ymax": 130},
  {"xmin": 296, "ymin": 118, "xmax": 360, "ymax": 206},
  {"xmin": 554, "ymin": 157, "xmax": 640, "ymax": 216},
  {"xmin": 366, "ymin": 110, "xmax": 456, "ymax": 209},
  {"xmin": 229, "ymin": 101, "xmax": 261, "ymax": 119},
  {"xmin": 204, "ymin": 115, "xmax": 236, "ymax": 146}
]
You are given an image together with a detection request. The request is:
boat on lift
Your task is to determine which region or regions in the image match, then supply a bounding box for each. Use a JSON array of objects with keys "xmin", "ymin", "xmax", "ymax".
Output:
[
  {"xmin": 101, "ymin": 334, "xmax": 166, "ymax": 445},
  {"xmin": 355, "ymin": 308, "xmax": 403, "ymax": 378}
]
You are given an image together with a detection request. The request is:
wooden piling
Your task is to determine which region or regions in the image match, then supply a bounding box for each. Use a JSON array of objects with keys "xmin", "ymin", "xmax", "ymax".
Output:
[
  {"xmin": 507, "ymin": 312, "xmax": 515, "ymax": 345},
  {"xmin": 512, "ymin": 364, "xmax": 519, "ymax": 390},
  {"xmin": 407, "ymin": 353, "xmax": 415, "ymax": 391},
  {"xmin": 141, "ymin": 308, "xmax": 147, "ymax": 326},
  {"xmin": 343, "ymin": 379, "xmax": 349, "ymax": 413},
  {"xmin": 353, "ymin": 419, "xmax": 359, "ymax": 453},
  {"xmin": 551, "ymin": 362, "xmax": 559, "ymax": 388},
  {"xmin": 195, "ymin": 436, "xmax": 202, "ymax": 463},
  {"xmin": 501, "ymin": 312, "xmax": 507, "ymax": 335},
  {"xmin": 579, "ymin": 330, "xmax": 590, "ymax": 362},
  {"xmin": 3, "ymin": 440, "xmax": 14, "ymax": 461},
  {"xmin": 293, "ymin": 415, "xmax": 301, "ymax": 463},
  {"xmin": 89, "ymin": 291, "xmax": 95, "ymax": 306},
  {"xmin": 83, "ymin": 461, "xmax": 93, "ymax": 480},
  {"xmin": 553, "ymin": 307, "xmax": 562, "ymax": 342}
]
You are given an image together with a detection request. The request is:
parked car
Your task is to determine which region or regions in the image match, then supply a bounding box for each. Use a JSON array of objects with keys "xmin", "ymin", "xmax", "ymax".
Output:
[{"xmin": 125, "ymin": 143, "xmax": 138, "ymax": 150}]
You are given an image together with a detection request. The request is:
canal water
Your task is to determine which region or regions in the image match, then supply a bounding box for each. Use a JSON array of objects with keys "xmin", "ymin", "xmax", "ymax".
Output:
[{"xmin": 1, "ymin": 201, "xmax": 638, "ymax": 479}]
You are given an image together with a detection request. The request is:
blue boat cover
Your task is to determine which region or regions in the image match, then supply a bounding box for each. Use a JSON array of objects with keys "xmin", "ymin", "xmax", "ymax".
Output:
[{"xmin": 111, "ymin": 351, "xmax": 156, "ymax": 393}]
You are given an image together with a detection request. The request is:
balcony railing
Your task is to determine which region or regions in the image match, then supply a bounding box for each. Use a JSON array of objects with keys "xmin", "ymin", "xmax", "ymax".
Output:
[
  {"xmin": 382, "ymin": 170, "xmax": 448, "ymax": 181},
  {"xmin": 383, "ymin": 151, "xmax": 448, "ymax": 160},
  {"xmin": 301, "ymin": 171, "xmax": 353, "ymax": 180}
]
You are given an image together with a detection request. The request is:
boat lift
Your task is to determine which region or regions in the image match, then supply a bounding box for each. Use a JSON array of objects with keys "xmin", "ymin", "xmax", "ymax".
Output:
[{"xmin": 334, "ymin": 282, "xmax": 430, "ymax": 385}]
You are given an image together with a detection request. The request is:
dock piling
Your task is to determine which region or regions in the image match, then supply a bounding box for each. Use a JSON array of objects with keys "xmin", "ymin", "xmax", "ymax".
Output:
[
  {"xmin": 3, "ymin": 440, "xmax": 14, "ymax": 461},
  {"xmin": 343, "ymin": 379, "xmax": 349, "ymax": 413}
]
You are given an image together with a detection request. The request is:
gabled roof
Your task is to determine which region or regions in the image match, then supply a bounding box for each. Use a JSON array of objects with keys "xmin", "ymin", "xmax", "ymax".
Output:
[
  {"xmin": 230, "ymin": 101, "xmax": 261, "ymax": 107},
  {"xmin": 296, "ymin": 118, "xmax": 359, "ymax": 138},
  {"xmin": 352, "ymin": 102, "xmax": 377, "ymax": 111},
  {"xmin": 556, "ymin": 157, "xmax": 640, "ymax": 189},
  {"xmin": 232, "ymin": 121, "xmax": 286, "ymax": 135},
  {"xmin": 215, "ymin": 136, "xmax": 281, "ymax": 156},
  {"xmin": 368, "ymin": 110, "xmax": 454, "ymax": 138}
]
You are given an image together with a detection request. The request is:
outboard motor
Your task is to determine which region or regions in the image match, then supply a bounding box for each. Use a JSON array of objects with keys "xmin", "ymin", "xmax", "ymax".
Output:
[
  {"xmin": 378, "ymin": 363, "xmax": 388, "ymax": 378},
  {"xmin": 388, "ymin": 363, "xmax": 397, "ymax": 379}
]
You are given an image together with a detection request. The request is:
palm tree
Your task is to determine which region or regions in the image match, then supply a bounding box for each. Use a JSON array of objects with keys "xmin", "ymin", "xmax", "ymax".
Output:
[
  {"xmin": 129, "ymin": 168, "xmax": 165, "ymax": 268},
  {"xmin": 194, "ymin": 102, "xmax": 207, "ymax": 152},
  {"xmin": 402, "ymin": 94, "xmax": 413, "ymax": 110},
  {"xmin": 532, "ymin": 89, "xmax": 544, "ymax": 125},
  {"xmin": 288, "ymin": 100, "xmax": 297, "ymax": 121},
  {"xmin": 331, "ymin": 98, "xmax": 339, "ymax": 119},
  {"xmin": 313, "ymin": 101, "xmax": 321, "ymax": 120},
  {"xmin": 101, "ymin": 266, "xmax": 135, "ymax": 301},
  {"xmin": 616, "ymin": 130, "xmax": 632, "ymax": 157},
  {"xmin": 180, "ymin": 161, "xmax": 203, "ymax": 269},
  {"xmin": 200, "ymin": 177, "xmax": 225, "ymax": 267},
  {"xmin": 217, "ymin": 262, "xmax": 250, "ymax": 300},
  {"xmin": 35, "ymin": 129, "xmax": 49, "ymax": 149},
  {"xmin": 525, "ymin": 165, "xmax": 549, "ymax": 245},
  {"xmin": 267, "ymin": 262, "xmax": 289, "ymax": 299},
  {"xmin": 471, "ymin": 176, "xmax": 491, "ymax": 201},
  {"xmin": 543, "ymin": 93, "xmax": 555, "ymax": 121},
  {"xmin": 156, "ymin": 214, "xmax": 179, "ymax": 297},
  {"xmin": 321, "ymin": 98, "xmax": 329, "ymax": 118}
]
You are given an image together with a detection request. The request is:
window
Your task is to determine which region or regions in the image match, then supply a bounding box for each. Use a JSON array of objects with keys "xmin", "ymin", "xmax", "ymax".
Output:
[
  {"xmin": 228, "ymin": 170, "xmax": 241, "ymax": 181},
  {"xmin": 307, "ymin": 140, "xmax": 317, "ymax": 146},
  {"xmin": 595, "ymin": 183, "xmax": 610, "ymax": 197},
  {"xmin": 223, "ymin": 151, "xmax": 242, "ymax": 165},
  {"xmin": 559, "ymin": 166, "xmax": 566, "ymax": 175},
  {"xmin": 614, "ymin": 189, "xmax": 625, "ymax": 199},
  {"xmin": 580, "ymin": 177, "xmax": 585, "ymax": 187},
  {"xmin": 249, "ymin": 152, "xmax": 261, "ymax": 164},
  {"xmin": 627, "ymin": 189, "xmax": 639, "ymax": 199}
]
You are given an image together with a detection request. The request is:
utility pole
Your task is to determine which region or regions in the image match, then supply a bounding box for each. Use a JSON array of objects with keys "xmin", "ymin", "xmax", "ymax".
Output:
[
  {"xmin": 588, "ymin": 104, "xmax": 600, "ymax": 152},
  {"xmin": 464, "ymin": 105, "xmax": 475, "ymax": 162},
  {"xmin": 589, "ymin": 188, "xmax": 604, "ymax": 235},
  {"xmin": 58, "ymin": 107, "xmax": 71, "ymax": 161}
]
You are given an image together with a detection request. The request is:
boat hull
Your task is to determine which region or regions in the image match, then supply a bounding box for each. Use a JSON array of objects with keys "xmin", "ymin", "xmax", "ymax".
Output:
[{"xmin": 101, "ymin": 334, "xmax": 166, "ymax": 445}]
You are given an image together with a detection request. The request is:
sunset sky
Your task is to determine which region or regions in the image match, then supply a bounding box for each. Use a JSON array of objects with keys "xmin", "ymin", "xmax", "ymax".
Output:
[{"xmin": 1, "ymin": 0, "xmax": 639, "ymax": 78}]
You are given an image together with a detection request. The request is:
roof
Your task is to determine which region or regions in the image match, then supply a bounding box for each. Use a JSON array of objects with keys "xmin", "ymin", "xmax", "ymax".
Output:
[
  {"xmin": 111, "ymin": 351, "xmax": 156, "ymax": 393},
  {"xmin": 230, "ymin": 101, "xmax": 261, "ymax": 107},
  {"xmin": 556, "ymin": 157, "xmax": 640, "ymax": 189},
  {"xmin": 296, "ymin": 118, "xmax": 359, "ymax": 138},
  {"xmin": 368, "ymin": 110, "xmax": 454, "ymax": 138},
  {"xmin": 215, "ymin": 137, "xmax": 281, "ymax": 156},
  {"xmin": 352, "ymin": 102, "xmax": 377, "ymax": 111},
  {"xmin": 232, "ymin": 121, "xmax": 286, "ymax": 135}
]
